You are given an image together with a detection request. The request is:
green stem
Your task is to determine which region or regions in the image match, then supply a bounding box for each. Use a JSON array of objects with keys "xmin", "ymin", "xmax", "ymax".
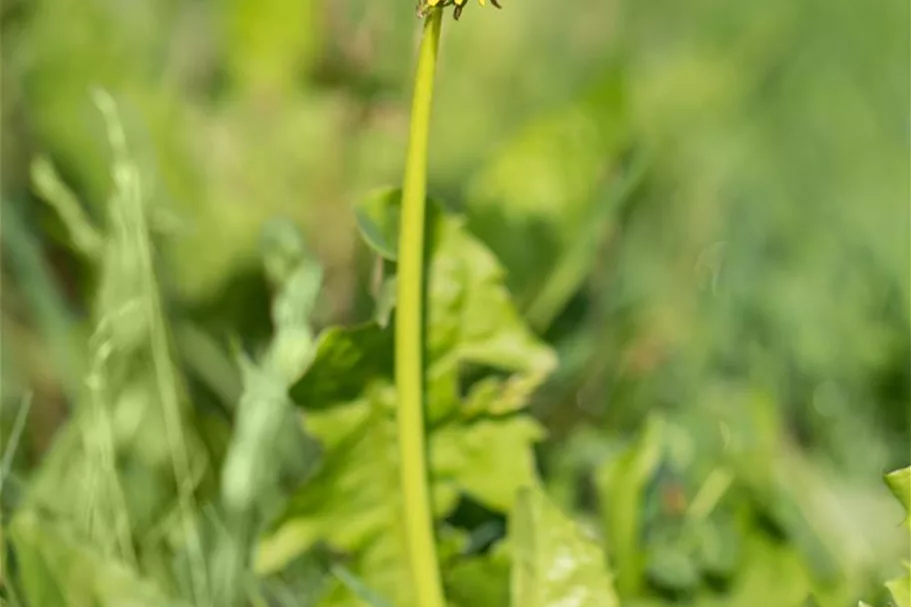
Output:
[{"xmin": 396, "ymin": 8, "xmax": 446, "ymax": 607}]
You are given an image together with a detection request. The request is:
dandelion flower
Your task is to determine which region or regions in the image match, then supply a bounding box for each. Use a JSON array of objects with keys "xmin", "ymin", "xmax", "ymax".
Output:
[{"xmin": 419, "ymin": 0, "xmax": 502, "ymax": 20}]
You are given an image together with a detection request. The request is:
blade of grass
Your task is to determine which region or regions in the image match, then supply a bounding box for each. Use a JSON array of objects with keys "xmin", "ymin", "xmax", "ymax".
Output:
[
  {"xmin": 93, "ymin": 89, "xmax": 210, "ymax": 606},
  {"xmin": 30, "ymin": 156, "xmax": 103, "ymax": 260},
  {"xmin": 395, "ymin": 8, "xmax": 446, "ymax": 607},
  {"xmin": 0, "ymin": 393, "xmax": 33, "ymax": 484},
  {"xmin": 0, "ymin": 393, "xmax": 33, "ymax": 595}
]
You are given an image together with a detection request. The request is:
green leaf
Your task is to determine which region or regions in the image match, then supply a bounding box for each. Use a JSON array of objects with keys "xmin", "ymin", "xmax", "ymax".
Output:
[
  {"xmin": 258, "ymin": 386, "xmax": 546, "ymax": 605},
  {"xmin": 510, "ymin": 484, "xmax": 619, "ymax": 607},
  {"xmin": 373, "ymin": 273, "xmax": 397, "ymax": 328},
  {"xmin": 289, "ymin": 323, "xmax": 394, "ymax": 409},
  {"xmin": 31, "ymin": 156, "xmax": 103, "ymax": 260},
  {"xmin": 643, "ymin": 528, "xmax": 701, "ymax": 594},
  {"xmin": 350, "ymin": 189, "xmax": 557, "ymax": 392},
  {"xmin": 446, "ymin": 543, "xmax": 511, "ymax": 607},
  {"xmin": 698, "ymin": 534, "xmax": 815, "ymax": 607},
  {"xmin": 434, "ymin": 417, "xmax": 546, "ymax": 512},
  {"xmin": 256, "ymin": 391, "xmax": 405, "ymax": 578},
  {"xmin": 289, "ymin": 203, "xmax": 555, "ymax": 419},
  {"xmin": 261, "ymin": 217, "xmax": 314, "ymax": 288},
  {"xmin": 261, "ymin": 222, "xmax": 323, "ymax": 383},
  {"xmin": 331, "ymin": 564, "xmax": 395, "ymax": 607},
  {"xmin": 8, "ymin": 510, "xmax": 182, "ymax": 607},
  {"xmin": 694, "ymin": 517, "xmax": 741, "ymax": 581},
  {"xmin": 882, "ymin": 467, "xmax": 911, "ymax": 607},
  {"xmin": 594, "ymin": 415, "xmax": 665, "ymax": 596},
  {"xmin": 354, "ymin": 187, "xmax": 403, "ymax": 261},
  {"xmin": 221, "ymin": 218, "xmax": 324, "ymax": 517},
  {"xmin": 220, "ymin": 354, "xmax": 297, "ymax": 513},
  {"xmin": 426, "ymin": 214, "xmax": 557, "ymax": 377},
  {"xmin": 885, "ymin": 467, "xmax": 911, "ymax": 526},
  {"xmin": 262, "ymin": 205, "xmax": 556, "ymax": 606},
  {"xmin": 887, "ymin": 572, "xmax": 911, "ymax": 607}
]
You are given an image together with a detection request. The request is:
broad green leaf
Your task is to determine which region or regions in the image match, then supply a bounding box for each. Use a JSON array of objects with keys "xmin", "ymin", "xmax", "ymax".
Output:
[
  {"xmin": 427, "ymin": 214, "xmax": 557, "ymax": 378},
  {"xmin": 434, "ymin": 417, "xmax": 546, "ymax": 512},
  {"xmin": 289, "ymin": 204, "xmax": 555, "ymax": 419},
  {"xmin": 289, "ymin": 323, "xmax": 394, "ymax": 409},
  {"xmin": 262, "ymin": 205, "xmax": 556, "ymax": 606},
  {"xmin": 258, "ymin": 386, "xmax": 546, "ymax": 605},
  {"xmin": 259, "ymin": 386, "xmax": 444, "ymax": 606},
  {"xmin": 256, "ymin": 393, "xmax": 404, "ymax": 577},
  {"xmin": 446, "ymin": 542, "xmax": 511, "ymax": 607},
  {"xmin": 510, "ymin": 484, "xmax": 619, "ymax": 607},
  {"xmin": 9, "ymin": 510, "xmax": 182, "ymax": 607},
  {"xmin": 349, "ymin": 189, "xmax": 557, "ymax": 390}
]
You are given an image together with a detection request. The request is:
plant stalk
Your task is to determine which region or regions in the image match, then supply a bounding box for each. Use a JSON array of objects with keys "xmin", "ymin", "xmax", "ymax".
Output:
[{"xmin": 395, "ymin": 7, "xmax": 446, "ymax": 607}]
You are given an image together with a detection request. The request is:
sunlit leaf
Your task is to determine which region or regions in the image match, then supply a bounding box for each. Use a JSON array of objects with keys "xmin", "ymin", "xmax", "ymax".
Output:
[
  {"xmin": 510, "ymin": 484, "xmax": 619, "ymax": 607},
  {"xmin": 261, "ymin": 205, "xmax": 556, "ymax": 606},
  {"xmin": 434, "ymin": 416, "xmax": 546, "ymax": 512}
]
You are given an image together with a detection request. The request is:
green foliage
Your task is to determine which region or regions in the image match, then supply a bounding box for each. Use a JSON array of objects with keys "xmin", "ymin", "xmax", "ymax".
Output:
[
  {"xmin": 885, "ymin": 467, "xmax": 911, "ymax": 607},
  {"xmin": 595, "ymin": 415, "xmax": 665, "ymax": 595},
  {"xmin": 7, "ymin": 93, "xmax": 206, "ymax": 605},
  {"xmin": 258, "ymin": 198, "xmax": 555, "ymax": 605},
  {"xmin": 510, "ymin": 484, "xmax": 619, "ymax": 607},
  {"xmin": 8, "ymin": 511, "xmax": 178, "ymax": 607},
  {"xmin": 2, "ymin": 1, "xmax": 907, "ymax": 607}
]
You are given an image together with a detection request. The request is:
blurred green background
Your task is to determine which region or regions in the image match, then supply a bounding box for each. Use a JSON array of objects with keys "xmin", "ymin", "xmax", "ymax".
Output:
[{"xmin": 1, "ymin": 0, "xmax": 909, "ymax": 605}]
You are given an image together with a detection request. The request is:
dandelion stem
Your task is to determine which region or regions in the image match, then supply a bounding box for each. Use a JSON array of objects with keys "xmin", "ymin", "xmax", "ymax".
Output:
[{"xmin": 396, "ymin": 8, "xmax": 446, "ymax": 607}]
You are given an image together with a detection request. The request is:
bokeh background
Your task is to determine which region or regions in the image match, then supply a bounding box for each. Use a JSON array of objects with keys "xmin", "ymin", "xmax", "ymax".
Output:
[{"xmin": 1, "ymin": 0, "xmax": 909, "ymax": 605}]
